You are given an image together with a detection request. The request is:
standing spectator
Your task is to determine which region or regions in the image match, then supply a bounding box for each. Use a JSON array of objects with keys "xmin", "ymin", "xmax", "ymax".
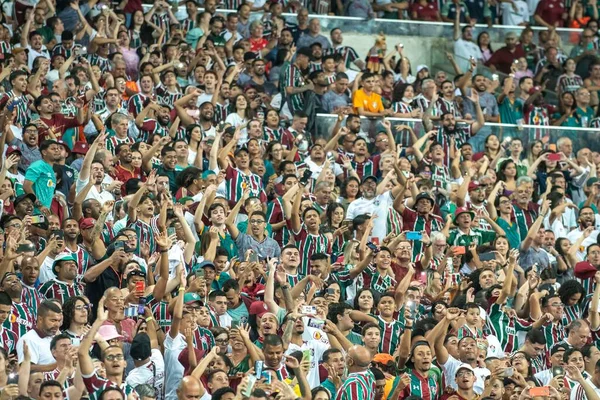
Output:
[
  {"xmin": 453, "ymin": 18, "xmax": 482, "ymax": 73},
  {"xmin": 501, "ymin": 0, "xmax": 530, "ymax": 25},
  {"xmin": 534, "ymin": 0, "xmax": 567, "ymax": 27},
  {"xmin": 486, "ymin": 32, "xmax": 526, "ymax": 74}
]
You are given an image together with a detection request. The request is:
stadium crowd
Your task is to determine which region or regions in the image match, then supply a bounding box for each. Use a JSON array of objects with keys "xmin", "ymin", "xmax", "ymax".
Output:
[{"xmin": 1, "ymin": 0, "xmax": 600, "ymax": 400}]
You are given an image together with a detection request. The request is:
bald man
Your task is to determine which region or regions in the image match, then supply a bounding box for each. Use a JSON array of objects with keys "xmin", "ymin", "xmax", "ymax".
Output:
[
  {"xmin": 336, "ymin": 345, "xmax": 376, "ymax": 400},
  {"xmin": 177, "ymin": 376, "xmax": 204, "ymax": 400}
]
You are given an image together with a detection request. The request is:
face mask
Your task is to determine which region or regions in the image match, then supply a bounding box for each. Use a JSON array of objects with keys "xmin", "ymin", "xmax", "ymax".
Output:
[
  {"xmin": 298, "ymin": 140, "xmax": 309, "ymax": 152},
  {"xmin": 402, "ymin": 96, "xmax": 413, "ymax": 103}
]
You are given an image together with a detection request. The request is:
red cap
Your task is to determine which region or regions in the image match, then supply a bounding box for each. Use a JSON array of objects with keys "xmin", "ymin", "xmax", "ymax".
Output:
[
  {"xmin": 6, "ymin": 145, "xmax": 22, "ymax": 156},
  {"xmin": 249, "ymin": 301, "xmax": 269, "ymax": 318},
  {"xmin": 72, "ymin": 141, "xmax": 89, "ymax": 155},
  {"xmin": 574, "ymin": 261, "xmax": 599, "ymax": 280},
  {"xmin": 79, "ymin": 218, "xmax": 95, "ymax": 230},
  {"xmin": 468, "ymin": 181, "xmax": 479, "ymax": 192}
]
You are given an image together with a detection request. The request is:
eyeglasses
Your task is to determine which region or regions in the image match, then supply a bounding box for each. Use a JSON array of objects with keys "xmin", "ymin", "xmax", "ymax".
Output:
[
  {"xmin": 456, "ymin": 370, "xmax": 474, "ymax": 377},
  {"xmin": 549, "ymin": 302, "xmax": 565, "ymax": 308},
  {"xmin": 249, "ymin": 219, "xmax": 265, "ymax": 225},
  {"xmin": 6, "ymin": 223, "xmax": 23, "ymax": 229},
  {"xmin": 499, "ymin": 200, "xmax": 511, "ymax": 205},
  {"xmin": 74, "ymin": 305, "xmax": 91, "ymax": 311},
  {"xmin": 215, "ymin": 337, "xmax": 229, "ymax": 343},
  {"xmin": 512, "ymin": 355, "xmax": 526, "ymax": 361},
  {"xmin": 105, "ymin": 354, "xmax": 124, "ymax": 361}
]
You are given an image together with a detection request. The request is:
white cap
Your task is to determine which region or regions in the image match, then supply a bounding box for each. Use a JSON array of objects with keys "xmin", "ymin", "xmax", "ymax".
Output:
[{"xmin": 456, "ymin": 363, "xmax": 475, "ymax": 376}]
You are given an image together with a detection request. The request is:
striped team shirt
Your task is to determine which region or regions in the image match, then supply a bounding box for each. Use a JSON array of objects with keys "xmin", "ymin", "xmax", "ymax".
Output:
[
  {"xmin": 274, "ymin": 363, "xmax": 291, "ymax": 381},
  {"xmin": 281, "ymin": 63, "xmax": 306, "ymax": 114},
  {"xmin": 511, "ymin": 202, "xmax": 539, "ymax": 242},
  {"xmin": 181, "ymin": 19, "xmax": 195, "ymax": 34},
  {"xmin": 193, "ymin": 326, "xmax": 215, "ymax": 351},
  {"xmin": 0, "ymin": 327, "xmax": 17, "ymax": 354},
  {"xmin": 102, "ymin": 222, "xmax": 116, "ymax": 245},
  {"xmin": 106, "ymin": 135, "xmax": 134, "ymax": 155},
  {"xmin": 152, "ymin": 300, "xmax": 172, "ymax": 333},
  {"xmin": 64, "ymin": 245, "xmax": 91, "ymax": 276},
  {"xmin": 562, "ymin": 303, "xmax": 583, "ymax": 326},
  {"xmin": 412, "ymin": 94, "xmax": 436, "ymax": 114},
  {"xmin": 556, "ymin": 74, "xmax": 583, "ymax": 94},
  {"xmin": 2, "ymin": 301, "xmax": 34, "ymax": 341},
  {"xmin": 224, "ymin": 165, "xmax": 267, "ymax": 207},
  {"xmin": 52, "ymin": 43, "xmax": 83, "ymax": 59},
  {"xmin": 128, "ymin": 29, "xmax": 142, "ymax": 49},
  {"xmin": 524, "ymin": 105, "xmax": 553, "ymax": 142},
  {"xmin": 420, "ymin": 159, "xmax": 450, "ymax": 189},
  {"xmin": 39, "ymin": 278, "xmax": 85, "ymax": 303},
  {"xmin": 129, "ymin": 216, "xmax": 160, "ymax": 256},
  {"xmin": 263, "ymin": 126, "xmax": 285, "ymax": 142},
  {"xmin": 0, "ymin": 41, "xmax": 11, "ymax": 58},
  {"xmin": 151, "ymin": 13, "xmax": 172, "ymax": 41},
  {"xmin": 435, "ymin": 124, "xmax": 472, "ymax": 167},
  {"xmin": 289, "ymin": 225, "xmax": 331, "ymax": 276},
  {"xmin": 309, "ymin": 61, "xmax": 323, "ymax": 73},
  {"xmin": 377, "ymin": 315, "xmax": 405, "ymax": 355},
  {"xmin": 486, "ymin": 302, "xmax": 532, "ymax": 354},
  {"xmin": 435, "ymin": 97, "xmax": 462, "ymax": 118},
  {"xmin": 156, "ymin": 83, "xmax": 183, "ymax": 108},
  {"xmin": 386, "ymin": 207, "xmax": 403, "ymax": 238},
  {"xmin": 457, "ymin": 325, "xmax": 483, "ymax": 340},
  {"xmin": 87, "ymin": 53, "xmax": 111, "ymax": 73},
  {"xmin": 285, "ymin": 273, "xmax": 304, "ymax": 288},
  {"xmin": 447, "ymin": 227, "xmax": 496, "ymax": 247},
  {"xmin": 336, "ymin": 369, "xmax": 376, "ymax": 400},
  {"xmin": 0, "ymin": 91, "xmax": 30, "ymax": 127},
  {"xmin": 83, "ymin": 372, "xmax": 138, "ymax": 400},
  {"xmin": 570, "ymin": 377, "xmax": 600, "ymax": 400},
  {"xmin": 128, "ymin": 93, "xmax": 152, "ymax": 117},
  {"xmin": 394, "ymin": 367, "xmax": 442, "ymax": 400},
  {"xmin": 542, "ymin": 322, "xmax": 566, "ymax": 351},
  {"xmin": 401, "ymin": 207, "xmax": 444, "ymax": 260},
  {"xmin": 214, "ymin": 103, "xmax": 230, "ymax": 123},
  {"xmin": 21, "ymin": 284, "xmax": 45, "ymax": 318},
  {"xmin": 360, "ymin": 265, "xmax": 397, "ymax": 296},
  {"xmin": 267, "ymin": 197, "xmax": 292, "ymax": 246},
  {"xmin": 350, "ymin": 154, "xmax": 380, "ymax": 181},
  {"xmin": 139, "ymin": 118, "xmax": 170, "ymax": 143},
  {"xmin": 325, "ymin": 46, "xmax": 360, "ymax": 69},
  {"xmin": 391, "ymin": 102, "xmax": 414, "ymax": 146}
]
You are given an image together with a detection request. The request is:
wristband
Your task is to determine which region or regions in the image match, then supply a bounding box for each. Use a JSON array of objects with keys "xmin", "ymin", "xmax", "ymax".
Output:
[
  {"xmin": 145, "ymin": 317, "xmax": 154, "ymax": 323},
  {"xmin": 179, "ymin": 287, "xmax": 185, "ymax": 292}
]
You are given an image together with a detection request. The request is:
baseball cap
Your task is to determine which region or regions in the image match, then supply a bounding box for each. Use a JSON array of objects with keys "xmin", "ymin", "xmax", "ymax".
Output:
[
  {"xmin": 416, "ymin": 64, "xmax": 429, "ymax": 74},
  {"xmin": 453, "ymin": 207, "xmax": 476, "ymax": 224},
  {"xmin": 372, "ymin": 353, "xmax": 395, "ymax": 365},
  {"xmin": 249, "ymin": 301, "xmax": 269, "ymax": 318},
  {"xmin": 14, "ymin": 193, "xmax": 36, "ymax": 207},
  {"xmin": 296, "ymin": 47, "xmax": 313, "ymax": 58},
  {"xmin": 52, "ymin": 253, "xmax": 77, "ymax": 276},
  {"xmin": 234, "ymin": 147, "xmax": 249, "ymax": 156},
  {"xmin": 415, "ymin": 192, "xmax": 434, "ymax": 206},
  {"xmin": 197, "ymin": 261, "xmax": 216, "ymax": 270},
  {"xmin": 455, "ymin": 363, "xmax": 475, "ymax": 375},
  {"xmin": 550, "ymin": 343, "xmax": 569, "ymax": 355},
  {"xmin": 79, "ymin": 218, "xmax": 96, "ymax": 230},
  {"xmin": 468, "ymin": 181, "xmax": 480, "ymax": 192},
  {"xmin": 6, "ymin": 145, "xmax": 22, "ymax": 156},
  {"xmin": 202, "ymin": 170, "xmax": 216, "ymax": 179},
  {"xmin": 130, "ymin": 333, "xmax": 152, "ymax": 361},
  {"xmin": 361, "ymin": 175, "xmax": 377, "ymax": 184},
  {"xmin": 72, "ymin": 141, "xmax": 89, "ymax": 155},
  {"xmin": 183, "ymin": 292, "xmax": 202, "ymax": 305}
]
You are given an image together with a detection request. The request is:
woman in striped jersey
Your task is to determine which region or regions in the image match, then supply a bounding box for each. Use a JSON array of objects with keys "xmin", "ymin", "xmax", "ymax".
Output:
[{"xmin": 558, "ymin": 280, "xmax": 587, "ymax": 326}]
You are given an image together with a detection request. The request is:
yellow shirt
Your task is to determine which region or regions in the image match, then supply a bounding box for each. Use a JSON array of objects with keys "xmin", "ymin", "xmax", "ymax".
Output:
[{"xmin": 353, "ymin": 89, "xmax": 384, "ymax": 113}]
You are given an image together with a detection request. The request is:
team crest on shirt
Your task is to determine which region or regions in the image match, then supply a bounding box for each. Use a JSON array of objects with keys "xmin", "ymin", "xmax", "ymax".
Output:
[
  {"xmin": 5, "ymin": 339, "xmax": 13, "ymax": 349},
  {"xmin": 313, "ymin": 331, "xmax": 322, "ymax": 340},
  {"xmin": 66, "ymin": 171, "xmax": 73, "ymax": 178}
]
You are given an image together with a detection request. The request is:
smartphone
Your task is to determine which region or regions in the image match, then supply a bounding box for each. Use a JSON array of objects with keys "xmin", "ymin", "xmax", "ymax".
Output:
[
  {"xmin": 547, "ymin": 153, "xmax": 561, "ymax": 162},
  {"xmin": 30, "ymin": 215, "xmax": 44, "ymax": 224},
  {"xmin": 299, "ymin": 169, "xmax": 312, "ymax": 186},
  {"xmin": 135, "ymin": 280, "xmax": 145, "ymax": 294},
  {"xmin": 7, "ymin": 373, "xmax": 18, "ymax": 385},
  {"xmin": 552, "ymin": 366, "xmax": 564, "ymax": 377},
  {"xmin": 301, "ymin": 305, "xmax": 317, "ymax": 315},
  {"xmin": 51, "ymin": 229, "xmax": 64, "ymax": 240},
  {"xmin": 406, "ymin": 231, "xmax": 423, "ymax": 241},
  {"xmin": 529, "ymin": 387, "xmax": 549, "ymax": 397},
  {"xmin": 366, "ymin": 242, "xmax": 380, "ymax": 254},
  {"xmin": 254, "ymin": 360, "xmax": 263, "ymax": 377},
  {"xmin": 231, "ymin": 320, "xmax": 240, "ymax": 329},
  {"xmin": 479, "ymin": 253, "xmax": 496, "ymax": 262},
  {"xmin": 16, "ymin": 243, "xmax": 36, "ymax": 253},
  {"xmin": 195, "ymin": 269, "xmax": 205, "ymax": 278},
  {"xmin": 342, "ymin": 220, "xmax": 352, "ymax": 229},
  {"xmin": 249, "ymin": 253, "xmax": 259, "ymax": 263},
  {"xmin": 137, "ymin": 296, "xmax": 146, "ymax": 315},
  {"xmin": 326, "ymin": 288, "xmax": 335, "ymax": 295},
  {"xmin": 307, "ymin": 318, "xmax": 324, "ymax": 329},
  {"xmin": 261, "ymin": 370, "xmax": 272, "ymax": 384},
  {"xmin": 501, "ymin": 367, "xmax": 514, "ymax": 377},
  {"xmin": 242, "ymin": 375, "xmax": 257, "ymax": 397},
  {"xmin": 302, "ymin": 349, "xmax": 311, "ymax": 363},
  {"xmin": 454, "ymin": 246, "xmax": 466, "ymax": 255},
  {"xmin": 406, "ymin": 301, "xmax": 417, "ymax": 319},
  {"xmin": 167, "ymin": 227, "xmax": 176, "ymax": 237},
  {"xmin": 114, "ymin": 240, "xmax": 125, "ymax": 251}
]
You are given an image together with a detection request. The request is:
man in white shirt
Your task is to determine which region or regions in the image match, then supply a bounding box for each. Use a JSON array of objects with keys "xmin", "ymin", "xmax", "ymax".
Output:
[
  {"xmin": 126, "ymin": 332, "xmax": 165, "ymax": 400},
  {"xmin": 501, "ymin": 0, "xmax": 530, "ymax": 25},
  {"xmin": 17, "ymin": 300, "xmax": 62, "ymax": 368},
  {"xmin": 567, "ymin": 207, "xmax": 599, "ymax": 261},
  {"xmin": 454, "ymin": 24, "xmax": 483, "ymax": 73}
]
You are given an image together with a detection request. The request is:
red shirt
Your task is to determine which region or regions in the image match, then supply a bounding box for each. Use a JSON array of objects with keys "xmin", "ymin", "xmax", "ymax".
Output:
[
  {"xmin": 39, "ymin": 114, "xmax": 80, "ymax": 143},
  {"xmin": 411, "ymin": 1, "xmax": 439, "ymax": 21},
  {"xmin": 113, "ymin": 164, "xmax": 144, "ymax": 195},
  {"xmin": 535, "ymin": 0, "xmax": 566, "ymax": 27},
  {"xmin": 485, "ymin": 46, "xmax": 526, "ymax": 74}
]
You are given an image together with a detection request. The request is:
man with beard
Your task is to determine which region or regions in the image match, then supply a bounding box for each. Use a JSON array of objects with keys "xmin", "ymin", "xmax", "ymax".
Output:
[
  {"xmin": 113, "ymin": 143, "xmax": 142, "ymax": 188},
  {"xmin": 39, "ymin": 252, "xmax": 85, "ymax": 303},
  {"xmin": 430, "ymin": 308, "xmax": 490, "ymax": 394},
  {"xmin": 128, "ymin": 75, "xmax": 156, "ymax": 117},
  {"xmin": 79, "ymin": 297, "xmax": 139, "ymax": 400},
  {"xmin": 349, "ymin": 125, "xmax": 394, "ymax": 179},
  {"xmin": 396, "ymin": 341, "xmax": 442, "ymax": 399},
  {"xmin": 1, "ymin": 272, "xmax": 35, "ymax": 342},
  {"xmin": 135, "ymin": 102, "xmax": 172, "ymax": 143},
  {"xmin": 34, "ymin": 94, "xmax": 86, "ymax": 142},
  {"xmin": 457, "ymin": 175, "xmax": 493, "ymax": 232},
  {"xmin": 240, "ymin": 59, "xmax": 276, "ymax": 95},
  {"xmin": 396, "ymin": 189, "xmax": 443, "ymax": 253},
  {"xmin": 281, "ymin": 47, "xmax": 314, "ymax": 115},
  {"xmin": 322, "ymin": 73, "xmax": 351, "ymax": 113},
  {"xmin": 423, "ymin": 90, "xmax": 485, "ymax": 166},
  {"xmin": 16, "ymin": 300, "xmax": 62, "ymax": 371},
  {"xmin": 282, "ymin": 312, "xmax": 330, "ymax": 388},
  {"xmin": 265, "ymin": 27, "xmax": 293, "ymax": 64},
  {"xmin": 24, "ymin": 140, "xmax": 62, "ymax": 210},
  {"xmin": 20, "ymin": 256, "xmax": 44, "ymax": 315},
  {"xmin": 154, "ymin": 146, "xmax": 180, "ymax": 194},
  {"xmin": 327, "ymin": 28, "xmax": 365, "ymax": 71},
  {"xmin": 568, "ymin": 207, "xmax": 599, "ymax": 259},
  {"xmin": 6, "ymin": 122, "xmax": 41, "ymax": 173},
  {"xmin": 217, "ymin": 139, "xmax": 267, "ymax": 207}
]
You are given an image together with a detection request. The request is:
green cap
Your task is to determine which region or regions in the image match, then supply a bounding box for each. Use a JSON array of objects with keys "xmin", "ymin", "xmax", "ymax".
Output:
[
  {"xmin": 52, "ymin": 253, "xmax": 77, "ymax": 275},
  {"xmin": 183, "ymin": 292, "xmax": 202, "ymax": 305}
]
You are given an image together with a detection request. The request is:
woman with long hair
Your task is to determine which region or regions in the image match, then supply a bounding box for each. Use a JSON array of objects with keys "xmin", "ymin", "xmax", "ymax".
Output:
[
  {"xmin": 558, "ymin": 280, "xmax": 586, "ymax": 325},
  {"xmin": 185, "ymin": 124, "xmax": 204, "ymax": 167},
  {"xmin": 338, "ymin": 176, "xmax": 361, "ymax": 210},
  {"xmin": 496, "ymin": 159, "xmax": 518, "ymax": 192},
  {"xmin": 553, "ymin": 237, "xmax": 578, "ymax": 282},
  {"xmin": 323, "ymin": 203, "xmax": 347, "ymax": 256},
  {"xmin": 422, "ymin": 270, "xmax": 445, "ymax": 306},
  {"xmin": 552, "ymin": 91, "xmax": 579, "ymax": 127},
  {"xmin": 127, "ymin": 9, "xmax": 161, "ymax": 49},
  {"xmin": 225, "ymin": 94, "xmax": 253, "ymax": 138},
  {"xmin": 61, "ymin": 296, "xmax": 91, "ymax": 341},
  {"xmin": 525, "ymin": 140, "xmax": 544, "ymax": 168},
  {"xmin": 474, "ymin": 134, "xmax": 502, "ymax": 162},
  {"xmin": 478, "ymin": 31, "xmax": 493, "ymax": 63},
  {"xmin": 265, "ymin": 141, "xmax": 285, "ymax": 179}
]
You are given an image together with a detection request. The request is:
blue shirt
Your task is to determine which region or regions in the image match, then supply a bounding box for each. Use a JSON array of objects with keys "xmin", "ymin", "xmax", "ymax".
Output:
[{"xmin": 24, "ymin": 160, "xmax": 56, "ymax": 208}]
